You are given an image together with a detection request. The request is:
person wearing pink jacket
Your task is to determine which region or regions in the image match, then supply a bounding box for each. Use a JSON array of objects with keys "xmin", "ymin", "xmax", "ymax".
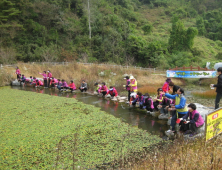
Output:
[
  {"xmin": 68, "ymin": 80, "xmax": 76, "ymax": 92},
  {"xmin": 179, "ymin": 103, "xmax": 204, "ymax": 137},
  {"xmin": 99, "ymin": 82, "xmax": 108, "ymax": 96},
  {"xmin": 50, "ymin": 77, "xmax": 58, "ymax": 88},
  {"xmin": 36, "ymin": 79, "xmax": 43, "ymax": 87},
  {"xmin": 39, "ymin": 71, "xmax": 47, "ymax": 88},
  {"xmin": 15, "ymin": 67, "xmax": 20, "ymax": 79},
  {"xmin": 58, "ymin": 79, "xmax": 69, "ymax": 91},
  {"xmin": 47, "ymin": 70, "xmax": 52, "ymax": 87}
]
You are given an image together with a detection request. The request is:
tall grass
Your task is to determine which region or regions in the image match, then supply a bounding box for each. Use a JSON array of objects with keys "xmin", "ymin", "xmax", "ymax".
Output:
[
  {"xmin": 0, "ymin": 69, "xmax": 13, "ymax": 86},
  {"xmin": 192, "ymin": 89, "xmax": 217, "ymax": 99},
  {"xmin": 133, "ymin": 135, "xmax": 222, "ymax": 169},
  {"xmin": 138, "ymin": 85, "xmax": 161, "ymax": 95},
  {"xmin": 3, "ymin": 62, "xmax": 184, "ymax": 93}
]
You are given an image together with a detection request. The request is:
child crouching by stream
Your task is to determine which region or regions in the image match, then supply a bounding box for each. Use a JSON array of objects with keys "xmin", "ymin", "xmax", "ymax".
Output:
[
  {"xmin": 132, "ymin": 92, "xmax": 145, "ymax": 109},
  {"xmin": 143, "ymin": 93, "xmax": 154, "ymax": 113}
]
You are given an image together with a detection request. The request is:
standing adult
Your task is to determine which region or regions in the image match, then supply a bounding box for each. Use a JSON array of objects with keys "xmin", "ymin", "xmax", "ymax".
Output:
[
  {"xmin": 162, "ymin": 78, "xmax": 171, "ymax": 92},
  {"xmin": 39, "ymin": 71, "xmax": 47, "ymax": 88},
  {"xmin": 211, "ymin": 67, "xmax": 222, "ymax": 109},
  {"xmin": 129, "ymin": 76, "xmax": 137, "ymax": 93},
  {"xmin": 124, "ymin": 76, "xmax": 131, "ymax": 103},
  {"xmin": 47, "ymin": 70, "xmax": 52, "ymax": 87},
  {"xmin": 15, "ymin": 67, "xmax": 20, "ymax": 80}
]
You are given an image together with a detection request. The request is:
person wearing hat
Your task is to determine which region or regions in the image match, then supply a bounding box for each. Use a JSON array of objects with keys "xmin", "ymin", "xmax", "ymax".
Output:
[
  {"xmin": 153, "ymin": 88, "xmax": 164, "ymax": 110},
  {"xmin": 124, "ymin": 76, "xmax": 131, "ymax": 103},
  {"xmin": 160, "ymin": 87, "xmax": 188, "ymax": 133},
  {"xmin": 162, "ymin": 78, "xmax": 172, "ymax": 92},
  {"xmin": 129, "ymin": 75, "xmax": 137, "ymax": 93}
]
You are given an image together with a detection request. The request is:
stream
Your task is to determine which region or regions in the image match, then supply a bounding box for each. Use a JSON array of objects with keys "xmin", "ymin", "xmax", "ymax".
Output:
[{"xmin": 11, "ymin": 86, "xmax": 169, "ymax": 137}]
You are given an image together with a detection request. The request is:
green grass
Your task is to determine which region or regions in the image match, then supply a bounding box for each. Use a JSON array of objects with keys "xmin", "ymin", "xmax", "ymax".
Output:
[{"xmin": 0, "ymin": 88, "xmax": 162, "ymax": 169}]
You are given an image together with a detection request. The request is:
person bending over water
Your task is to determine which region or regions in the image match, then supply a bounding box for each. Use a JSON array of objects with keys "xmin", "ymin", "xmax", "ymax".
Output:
[
  {"xmin": 143, "ymin": 93, "xmax": 154, "ymax": 113},
  {"xmin": 68, "ymin": 80, "xmax": 76, "ymax": 92},
  {"xmin": 99, "ymin": 82, "xmax": 108, "ymax": 96},
  {"xmin": 160, "ymin": 88, "xmax": 188, "ymax": 133},
  {"xmin": 106, "ymin": 86, "xmax": 118, "ymax": 97}
]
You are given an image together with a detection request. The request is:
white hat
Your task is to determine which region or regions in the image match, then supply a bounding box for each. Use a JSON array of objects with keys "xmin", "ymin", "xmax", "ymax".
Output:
[{"xmin": 129, "ymin": 75, "xmax": 135, "ymax": 79}]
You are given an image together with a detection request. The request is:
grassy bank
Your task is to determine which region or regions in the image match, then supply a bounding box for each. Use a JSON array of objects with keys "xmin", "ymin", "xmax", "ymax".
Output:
[
  {"xmin": 134, "ymin": 135, "xmax": 222, "ymax": 169},
  {"xmin": 0, "ymin": 88, "xmax": 162, "ymax": 169},
  {"xmin": 0, "ymin": 62, "xmax": 184, "ymax": 94}
]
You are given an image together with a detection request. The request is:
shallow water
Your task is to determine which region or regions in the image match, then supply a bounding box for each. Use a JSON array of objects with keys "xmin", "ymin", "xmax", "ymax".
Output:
[{"xmin": 11, "ymin": 86, "xmax": 169, "ymax": 137}]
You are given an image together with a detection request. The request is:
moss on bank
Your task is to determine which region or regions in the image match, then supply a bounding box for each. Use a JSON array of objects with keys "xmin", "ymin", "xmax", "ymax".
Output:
[{"xmin": 0, "ymin": 88, "xmax": 162, "ymax": 169}]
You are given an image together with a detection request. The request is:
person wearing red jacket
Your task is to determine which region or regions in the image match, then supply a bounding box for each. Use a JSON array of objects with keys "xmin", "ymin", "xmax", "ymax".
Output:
[
  {"xmin": 162, "ymin": 78, "xmax": 171, "ymax": 92},
  {"xmin": 106, "ymin": 86, "xmax": 118, "ymax": 97},
  {"xmin": 36, "ymin": 79, "xmax": 43, "ymax": 87},
  {"xmin": 68, "ymin": 80, "xmax": 76, "ymax": 92}
]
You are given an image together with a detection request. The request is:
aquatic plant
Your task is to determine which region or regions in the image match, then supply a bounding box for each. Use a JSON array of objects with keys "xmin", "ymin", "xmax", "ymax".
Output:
[{"xmin": 0, "ymin": 88, "xmax": 162, "ymax": 169}]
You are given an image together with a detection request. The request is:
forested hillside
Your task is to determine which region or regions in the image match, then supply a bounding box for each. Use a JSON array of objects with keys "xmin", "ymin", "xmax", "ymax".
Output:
[{"xmin": 1, "ymin": 0, "xmax": 222, "ymax": 68}]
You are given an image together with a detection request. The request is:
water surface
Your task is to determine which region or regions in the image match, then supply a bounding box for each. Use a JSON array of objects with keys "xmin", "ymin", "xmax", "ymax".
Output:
[{"xmin": 11, "ymin": 86, "xmax": 169, "ymax": 137}]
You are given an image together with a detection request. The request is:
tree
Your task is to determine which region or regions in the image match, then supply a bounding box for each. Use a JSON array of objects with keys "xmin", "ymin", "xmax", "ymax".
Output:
[{"xmin": 168, "ymin": 18, "xmax": 198, "ymax": 51}]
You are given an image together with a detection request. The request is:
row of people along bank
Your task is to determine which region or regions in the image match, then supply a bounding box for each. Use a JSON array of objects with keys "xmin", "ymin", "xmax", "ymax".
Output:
[
  {"xmin": 15, "ymin": 67, "xmax": 205, "ymax": 137},
  {"xmin": 122, "ymin": 75, "xmax": 205, "ymax": 137}
]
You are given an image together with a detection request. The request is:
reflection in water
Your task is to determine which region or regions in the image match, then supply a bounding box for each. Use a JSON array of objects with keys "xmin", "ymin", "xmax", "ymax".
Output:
[{"xmin": 11, "ymin": 86, "xmax": 169, "ymax": 136}]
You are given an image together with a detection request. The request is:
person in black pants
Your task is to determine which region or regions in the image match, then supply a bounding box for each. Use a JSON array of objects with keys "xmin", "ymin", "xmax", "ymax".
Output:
[{"xmin": 212, "ymin": 67, "xmax": 222, "ymax": 109}]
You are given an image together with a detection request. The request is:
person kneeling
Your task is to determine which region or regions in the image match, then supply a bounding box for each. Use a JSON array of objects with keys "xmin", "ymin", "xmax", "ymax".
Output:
[
  {"xmin": 106, "ymin": 86, "xmax": 118, "ymax": 98},
  {"xmin": 132, "ymin": 92, "xmax": 145, "ymax": 109},
  {"xmin": 179, "ymin": 103, "xmax": 204, "ymax": 137},
  {"xmin": 143, "ymin": 93, "xmax": 154, "ymax": 113},
  {"xmin": 58, "ymin": 79, "xmax": 69, "ymax": 91},
  {"xmin": 99, "ymin": 82, "xmax": 108, "ymax": 96},
  {"xmin": 79, "ymin": 80, "xmax": 87, "ymax": 92}
]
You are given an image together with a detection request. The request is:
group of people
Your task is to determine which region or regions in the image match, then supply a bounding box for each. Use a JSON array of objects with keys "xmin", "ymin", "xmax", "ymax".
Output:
[
  {"xmin": 16, "ymin": 66, "xmax": 222, "ymax": 137},
  {"xmin": 15, "ymin": 67, "xmax": 88, "ymax": 92},
  {"xmin": 123, "ymin": 76, "xmax": 205, "ymax": 137}
]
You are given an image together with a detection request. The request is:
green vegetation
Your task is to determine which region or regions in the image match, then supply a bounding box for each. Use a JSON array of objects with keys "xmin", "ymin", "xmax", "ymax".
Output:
[
  {"xmin": 1, "ymin": 0, "xmax": 222, "ymax": 68},
  {"xmin": 0, "ymin": 88, "xmax": 162, "ymax": 169}
]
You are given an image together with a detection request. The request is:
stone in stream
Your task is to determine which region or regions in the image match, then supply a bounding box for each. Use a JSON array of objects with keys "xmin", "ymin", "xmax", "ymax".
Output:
[
  {"xmin": 117, "ymin": 96, "xmax": 127, "ymax": 100},
  {"xmin": 158, "ymin": 114, "xmax": 169, "ymax": 120},
  {"xmin": 118, "ymin": 100, "xmax": 125, "ymax": 103},
  {"xmin": 12, "ymin": 79, "xmax": 21, "ymax": 86}
]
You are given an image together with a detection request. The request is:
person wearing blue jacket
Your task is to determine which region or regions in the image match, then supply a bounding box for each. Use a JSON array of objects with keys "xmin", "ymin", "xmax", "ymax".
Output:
[{"xmin": 160, "ymin": 87, "xmax": 188, "ymax": 132}]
